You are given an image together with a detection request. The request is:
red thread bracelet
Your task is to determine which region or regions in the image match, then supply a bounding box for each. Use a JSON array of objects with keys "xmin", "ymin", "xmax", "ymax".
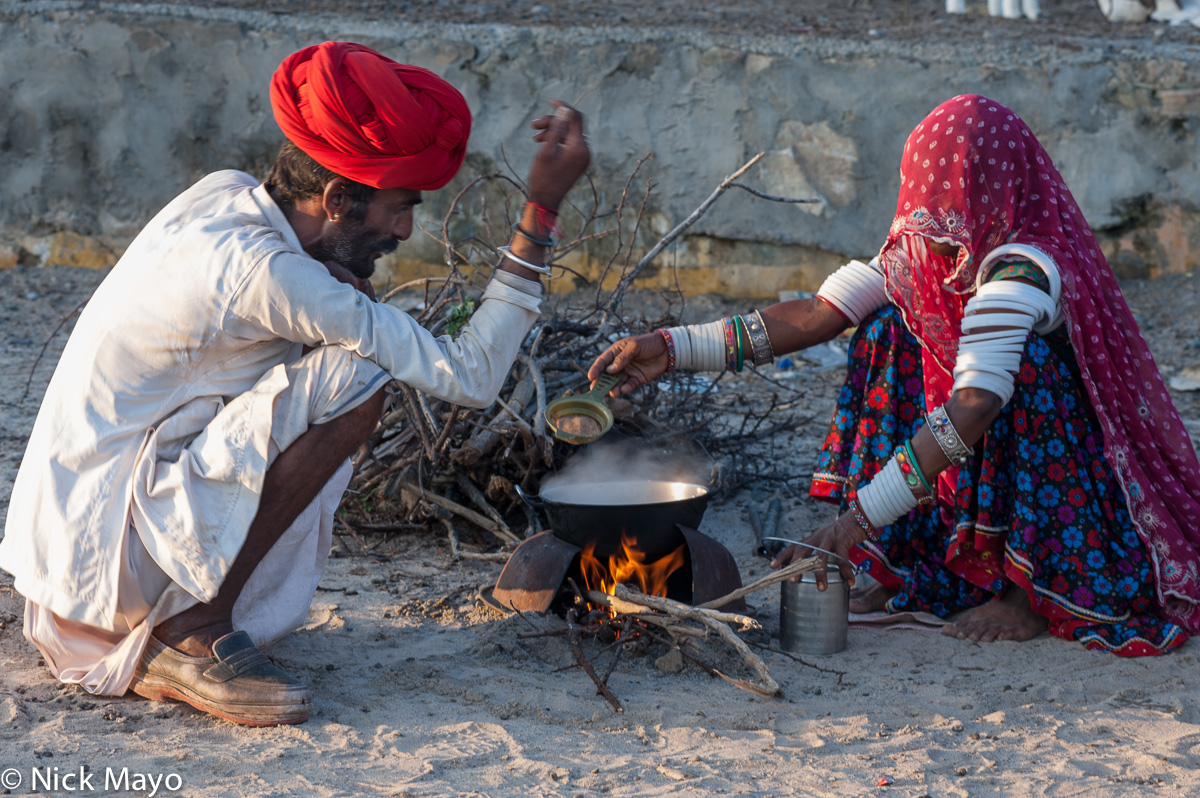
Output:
[
  {"xmin": 724, "ymin": 318, "xmax": 737, "ymax": 372},
  {"xmin": 659, "ymin": 329, "xmax": 676, "ymax": 371},
  {"xmin": 528, "ymin": 202, "xmax": 560, "ymax": 239}
]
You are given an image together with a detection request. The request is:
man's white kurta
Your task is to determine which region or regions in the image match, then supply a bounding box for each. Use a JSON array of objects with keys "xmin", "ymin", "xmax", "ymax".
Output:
[{"xmin": 0, "ymin": 171, "xmax": 541, "ymax": 675}]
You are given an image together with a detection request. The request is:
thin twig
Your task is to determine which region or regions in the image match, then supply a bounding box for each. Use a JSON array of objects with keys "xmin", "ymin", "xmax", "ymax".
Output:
[
  {"xmin": 601, "ymin": 617, "xmax": 635, "ymax": 685},
  {"xmin": 601, "ymin": 152, "xmax": 766, "ymax": 321},
  {"xmin": 334, "ymin": 516, "xmax": 366, "ymax": 550},
  {"xmin": 379, "ymin": 276, "xmax": 468, "ymax": 304},
  {"xmin": 398, "ymin": 384, "xmax": 436, "ymax": 461},
  {"xmin": 21, "ymin": 298, "xmax": 88, "ymax": 403},
  {"xmin": 455, "ymin": 472, "xmax": 515, "ymax": 539},
  {"xmin": 593, "ymin": 153, "xmax": 654, "ymax": 309},
  {"xmin": 442, "ymin": 171, "xmax": 503, "ymax": 267},
  {"xmin": 728, "ymin": 181, "xmax": 820, "ymax": 203},
  {"xmin": 442, "ymin": 518, "xmax": 511, "ymax": 563},
  {"xmin": 433, "ymin": 405, "xmax": 461, "ymax": 454},
  {"xmin": 567, "ymin": 608, "xmax": 623, "ymax": 714},
  {"xmin": 613, "ymin": 585, "xmax": 780, "ymax": 697},
  {"xmin": 354, "ymin": 522, "xmax": 427, "ymax": 532},
  {"xmin": 696, "ymin": 557, "xmax": 820, "ymax": 611},
  {"xmin": 517, "ymin": 353, "xmax": 551, "ymax": 462},
  {"xmin": 747, "ymin": 640, "xmax": 847, "ymax": 685},
  {"xmin": 583, "ymin": 591, "xmax": 703, "ymax": 636},
  {"xmin": 400, "ymin": 480, "xmax": 520, "ymax": 544},
  {"xmin": 608, "ymin": 586, "xmax": 761, "ymax": 632},
  {"xmin": 551, "ymin": 226, "xmax": 616, "ymax": 262},
  {"xmin": 495, "ymin": 396, "xmax": 535, "ymax": 444},
  {"xmin": 357, "ymin": 452, "xmax": 422, "ymax": 495}
]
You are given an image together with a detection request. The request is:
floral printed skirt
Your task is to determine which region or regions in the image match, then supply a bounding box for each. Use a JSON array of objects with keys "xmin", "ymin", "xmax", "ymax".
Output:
[{"xmin": 811, "ymin": 306, "xmax": 1186, "ymax": 656}]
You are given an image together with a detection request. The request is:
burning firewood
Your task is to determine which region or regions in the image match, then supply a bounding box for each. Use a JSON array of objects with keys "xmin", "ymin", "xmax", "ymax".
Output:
[{"xmin": 525, "ymin": 556, "xmax": 823, "ymax": 712}]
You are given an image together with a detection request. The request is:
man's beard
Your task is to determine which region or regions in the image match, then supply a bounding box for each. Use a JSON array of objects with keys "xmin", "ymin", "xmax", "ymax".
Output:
[{"xmin": 309, "ymin": 221, "xmax": 399, "ymax": 279}]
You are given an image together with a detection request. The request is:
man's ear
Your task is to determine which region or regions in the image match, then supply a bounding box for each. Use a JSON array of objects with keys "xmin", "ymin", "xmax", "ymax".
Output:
[{"xmin": 320, "ymin": 178, "xmax": 352, "ymax": 222}]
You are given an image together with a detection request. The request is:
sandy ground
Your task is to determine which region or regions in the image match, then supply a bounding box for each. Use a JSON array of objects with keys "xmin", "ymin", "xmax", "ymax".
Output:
[{"xmin": 1, "ymin": 263, "xmax": 1200, "ymax": 797}]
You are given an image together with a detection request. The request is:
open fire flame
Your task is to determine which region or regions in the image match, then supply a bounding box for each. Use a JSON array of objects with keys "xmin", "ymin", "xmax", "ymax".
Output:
[{"xmin": 579, "ymin": 532, "xmax": 687, "ymax": 608}]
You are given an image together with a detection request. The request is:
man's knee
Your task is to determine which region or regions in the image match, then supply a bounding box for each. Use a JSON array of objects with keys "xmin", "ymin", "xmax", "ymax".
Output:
[
  {"xmin": 339, "ymin": 387, "xmax": 386, "ymax": 444},
  {"xmin": 295, "ymin": 345, "xmax": 388, "ymax": 430}
]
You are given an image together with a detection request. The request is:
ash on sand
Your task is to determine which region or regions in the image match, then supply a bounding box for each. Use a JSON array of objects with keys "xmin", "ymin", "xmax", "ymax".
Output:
[{"xmin": 2, "ymin": 266, "xmax": 1200, "ymax": 797}]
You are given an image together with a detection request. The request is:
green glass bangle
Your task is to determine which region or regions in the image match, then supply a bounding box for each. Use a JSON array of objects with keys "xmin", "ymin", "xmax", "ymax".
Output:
[
  {"xmin": 902, "ymin": 440, "xmax": 934, "ymax": 496},
  {"xmin": 893, "ymin": 446, "xmax": 934, "ymax": 507},
  {"xmin": 733, "ymin": 315, "xmax": 745, "ymax": 373}
]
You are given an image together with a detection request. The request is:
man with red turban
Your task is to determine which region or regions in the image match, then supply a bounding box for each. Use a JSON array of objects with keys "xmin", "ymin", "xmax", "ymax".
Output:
[{"xmin": 0, "ymin": 41, "xmax": 590, "ymax": 725}]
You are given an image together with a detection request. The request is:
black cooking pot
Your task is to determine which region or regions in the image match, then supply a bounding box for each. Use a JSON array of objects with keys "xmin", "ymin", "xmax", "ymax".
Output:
[{"xmin": 517, "ymin": 480, "xmax": 711, "ymax": 559}]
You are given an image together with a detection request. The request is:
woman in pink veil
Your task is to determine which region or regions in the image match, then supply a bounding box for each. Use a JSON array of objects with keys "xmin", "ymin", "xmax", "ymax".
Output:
[{"xmin": 589, "ymin": 95, "xmax": 1200, "ymax": 655}]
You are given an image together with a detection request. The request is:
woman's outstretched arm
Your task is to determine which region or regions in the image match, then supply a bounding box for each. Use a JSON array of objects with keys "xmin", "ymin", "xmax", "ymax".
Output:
[{"xmin": 587, "ymin": 296, "xmax": 851, "ymax": 396}]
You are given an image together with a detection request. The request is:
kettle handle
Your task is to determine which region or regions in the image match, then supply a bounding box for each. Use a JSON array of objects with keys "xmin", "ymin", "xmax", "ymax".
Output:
[
  {"xmin": 514, "ymin": 484, "xmax": 545, "ymax": 508},
  {"xmin": 760, "ymin": 536, "xmax": 853, "ymax": 565}
]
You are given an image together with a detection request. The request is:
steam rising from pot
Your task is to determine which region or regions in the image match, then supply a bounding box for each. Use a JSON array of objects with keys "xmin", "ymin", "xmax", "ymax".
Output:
[{"xmin": 539, "ymin": 439, "xmax": 713, "ymax": 498}]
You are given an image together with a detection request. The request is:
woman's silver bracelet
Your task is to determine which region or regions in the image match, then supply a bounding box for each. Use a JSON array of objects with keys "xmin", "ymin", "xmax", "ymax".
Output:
[
  {"xmin": 925, "ymin": 404, "xmax": 974, "ymax": 465},
  {"xmin": 497, "ymin": 245, "xmax": 552, "ymax": 276},
  {"xmin": 744, "ymin": 309, "xmax": 775, "ymax": 366}
]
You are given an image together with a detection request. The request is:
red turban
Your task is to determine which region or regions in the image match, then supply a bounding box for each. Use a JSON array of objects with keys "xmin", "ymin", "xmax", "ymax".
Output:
[{"xmin": 270, "ymin": 41, "xmax": 471, "ymax": 191}]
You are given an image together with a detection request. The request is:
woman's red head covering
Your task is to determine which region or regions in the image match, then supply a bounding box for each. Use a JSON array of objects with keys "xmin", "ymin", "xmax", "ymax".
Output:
[
  {"xmin": 270, "ymin": 41, "xmax": 471, "ymax": 190},
  {"xmin": 879, "ymin": 94, "xmax": 1058, "ymax": 372},
  {"xmin": 878, "ymin": 95, "xmax": 1200, "ymax": 633}
]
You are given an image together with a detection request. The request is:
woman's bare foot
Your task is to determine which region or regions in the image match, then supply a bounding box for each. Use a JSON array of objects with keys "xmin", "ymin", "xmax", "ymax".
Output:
[
  {"xmin": 941, "ymin": 583, "xmax": 1047, "ymax": 642},
  {"xmin": 849, "ymin": 581, "xmax": 896, "ymax": 614}
]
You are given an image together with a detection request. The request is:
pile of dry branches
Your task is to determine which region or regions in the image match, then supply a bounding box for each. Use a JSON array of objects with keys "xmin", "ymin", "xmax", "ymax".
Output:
[{"xmin": 343, "ymin": 152, "xmax": 816, "ymax": 551}]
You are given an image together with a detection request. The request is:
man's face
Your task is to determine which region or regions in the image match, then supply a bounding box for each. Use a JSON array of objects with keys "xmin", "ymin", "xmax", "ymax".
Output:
[{"xmin": 310, "ymin": 187, "xmax": 423, "ymax": 279}]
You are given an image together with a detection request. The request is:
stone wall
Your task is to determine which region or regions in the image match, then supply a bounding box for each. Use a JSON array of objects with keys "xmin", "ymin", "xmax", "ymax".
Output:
[{"xmin": 1, "ymin": 2, "xmax": 1198, "ymax": 295}]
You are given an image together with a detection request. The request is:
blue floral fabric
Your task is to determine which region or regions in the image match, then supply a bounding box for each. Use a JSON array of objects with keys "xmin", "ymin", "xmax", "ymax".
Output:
[{"xmin": 811, "ymin": 306, "xmax": 1186, "ymax": 656}]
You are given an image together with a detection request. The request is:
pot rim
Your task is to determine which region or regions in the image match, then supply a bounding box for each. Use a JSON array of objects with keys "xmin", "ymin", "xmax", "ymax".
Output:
[{"xmin": 535, "ymin": 479, "xmax": 711, "ymax": 507}]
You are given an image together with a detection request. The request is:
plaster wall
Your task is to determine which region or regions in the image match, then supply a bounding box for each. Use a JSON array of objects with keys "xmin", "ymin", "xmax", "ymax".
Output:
[{"xmin": 1, "ymin": 2, "xmax": 1198, "ymax": 294}]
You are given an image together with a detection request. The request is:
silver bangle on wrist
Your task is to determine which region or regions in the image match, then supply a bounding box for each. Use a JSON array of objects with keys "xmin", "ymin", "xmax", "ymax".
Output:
[
  {"xmin": 925, "ymin": 404, "xmax": 974, "ymax": 465},
  {"xmin": 497, "ymin": 245, "xmax": 552, "ymax": 276},
  {"xmin": 744, "ymin": 309, "xmax": 775, "ymax": 366}
]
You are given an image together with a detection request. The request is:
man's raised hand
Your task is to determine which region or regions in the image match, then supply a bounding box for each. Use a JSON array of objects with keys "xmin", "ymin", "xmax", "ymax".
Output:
[{"xmin": 526, "ymin": 101, "xmax": 590, "ymax": 212}]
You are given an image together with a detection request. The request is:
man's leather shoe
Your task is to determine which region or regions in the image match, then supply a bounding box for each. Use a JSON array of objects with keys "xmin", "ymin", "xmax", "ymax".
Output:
[{"xmin": 131, "ymin": 630, "xmax": 311, "ymax": 726}]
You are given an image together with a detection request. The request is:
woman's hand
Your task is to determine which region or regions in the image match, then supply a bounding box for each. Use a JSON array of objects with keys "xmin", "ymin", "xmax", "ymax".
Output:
[
  {"xmin": 769, "ymin": 512, "xmax": 868, "ymax": 590},
  {"xmin": 586, "ymin": 332, "xmax": 669, "ymax": 396}
]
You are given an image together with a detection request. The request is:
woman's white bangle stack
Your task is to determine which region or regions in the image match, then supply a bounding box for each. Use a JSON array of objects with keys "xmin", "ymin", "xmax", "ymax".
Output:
[
  {"xmin": 855, "ymin": 456, "xmax": 919, "ymax": 529},
  {"xmin": 953, "ymin": 279, "xmax": 1056, "ymax": 406},
  {"xmin": 660, "ymin": 320, "xmax": 728, "ymax": 372},
  {"xmin": 815, "ymin": 258, "xmax": 889, "ymax": 325}
]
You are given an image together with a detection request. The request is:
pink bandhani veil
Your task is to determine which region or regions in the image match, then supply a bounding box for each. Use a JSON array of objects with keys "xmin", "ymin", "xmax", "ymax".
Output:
[{"xmin": 877, "ymin": 94, "xmax": 1200, "ymax": 631}]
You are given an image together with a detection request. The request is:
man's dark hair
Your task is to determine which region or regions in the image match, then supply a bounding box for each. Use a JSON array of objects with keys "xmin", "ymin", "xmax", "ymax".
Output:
[{"xmin": 264, "ymin": 140, "xmax": 376, "ymax": 221}]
